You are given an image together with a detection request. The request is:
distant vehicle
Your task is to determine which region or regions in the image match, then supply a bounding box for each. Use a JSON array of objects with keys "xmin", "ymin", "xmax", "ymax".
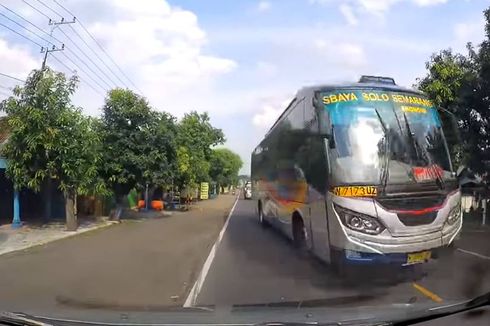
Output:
[
  {"xmin": 244, "ymin": 181, "xmax": 252, "ymax": 199},
  {"xmin": 251, "ymin": 75, "xmax": 462, "ymax": 272}
]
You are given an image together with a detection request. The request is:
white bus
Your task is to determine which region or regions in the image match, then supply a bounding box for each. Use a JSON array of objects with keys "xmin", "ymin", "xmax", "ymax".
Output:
[{"xmin": 251, "ymin": 76, "xmax": 462, "ymax": 272}]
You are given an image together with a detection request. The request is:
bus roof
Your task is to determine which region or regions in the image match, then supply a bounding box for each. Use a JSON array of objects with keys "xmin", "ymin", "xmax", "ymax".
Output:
[{"xmin": 297, "ymin": 82, "xmax": 424, "ymax": 98}]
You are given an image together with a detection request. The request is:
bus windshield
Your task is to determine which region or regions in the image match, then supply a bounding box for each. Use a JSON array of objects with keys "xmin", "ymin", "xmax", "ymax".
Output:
[{"xmin": 321, "ymin": 90, "xmax": 454, "ymax": 187}]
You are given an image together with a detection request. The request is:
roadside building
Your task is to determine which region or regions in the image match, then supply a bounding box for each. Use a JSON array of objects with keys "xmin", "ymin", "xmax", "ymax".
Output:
[{"xmin": 0, "ymin": 116, "xmax": 65, "ymax": 227}]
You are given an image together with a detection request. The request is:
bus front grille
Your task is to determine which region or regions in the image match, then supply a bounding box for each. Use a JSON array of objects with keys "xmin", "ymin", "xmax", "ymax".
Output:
[
  {"xmin": 377, "ymin": 195, "xmax": 445, "ymax": 211},
  {"xmin": 397, "ymin": 211, "xmax": 438, "ymax": 226}
]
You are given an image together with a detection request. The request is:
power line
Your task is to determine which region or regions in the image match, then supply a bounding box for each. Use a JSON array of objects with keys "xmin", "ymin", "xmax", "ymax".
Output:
[
  {"xmin": 56, "ymin": 28, "xmax": 113, "ymax": 89},
  {"xmin": 51, "ymin": 0, "xmax": 76, "ymax": 17},
  {"xmin": 0, "ymin": 11, "xmax": 56, "ymax": 46},
  {"xmin": 34, "ymin": 0, "xmax": 63, "ymax": 19},
  {"xmin": 58, "ymin": 51, "xmax": 109, "ymax": 94},
  {"xmin": 49, "ymin": 53, "xmax": 105, "ymax": 97},
  {"xmin": 64, "ymin": 48, "xmax": 112, "ymax": 90},
  {"xmin": 57, "ymin": 26, "xmax": 119, "ymax": 88},
  {"xmin": 66, "ymin": 24, "xmax": 130, "ymax": 88},
  {"xmin": 22, "ymin": 0, "xmax": 51, "ymax": 21},
  {"xmin": 77, "ymin": 20, "xmax": 142, "ymax": 93},
  {"xmin": 0, "ymin": 4, "xmax": 63, "ymax": 44},
  {"xmin": 0, "ymin": 21, "xmax": 43, "ymax": 47},
  {"xmin": 0, "ymin": 73, "xmax": 26, "ymax": 83},
  {"xmin": 51, "ymin": 0, "xmax": 142, "ymax": 94},
  {"xmin": 50, "ymin": 0, "xmax": 75, "ymax": 17}
]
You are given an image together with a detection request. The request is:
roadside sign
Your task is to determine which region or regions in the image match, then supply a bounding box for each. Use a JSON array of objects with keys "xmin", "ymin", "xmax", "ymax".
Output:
[{"xmin": 200, "ymin": 182, "xmax": 209, "ymax": 200}]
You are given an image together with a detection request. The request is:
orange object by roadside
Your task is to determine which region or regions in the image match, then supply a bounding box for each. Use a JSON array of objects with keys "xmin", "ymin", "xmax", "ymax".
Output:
[
  {"xmin": 138, "ymin": 200, "xmax": 145, "ymax": 209},
  {"xmin": 151, "ymin": 200, "xmax": 164, "ymax": 211}
]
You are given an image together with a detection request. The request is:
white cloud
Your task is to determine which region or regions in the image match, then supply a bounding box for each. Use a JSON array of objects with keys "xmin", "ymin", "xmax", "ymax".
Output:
[
  {"xmin": 451, "ymin": 18, "xmax": 486, "ymax": 53},
  {"xmin": 0, "ymin": 38, "xmax": 39, "ymax": 102},
  {"xmin": 252, "ymin": 98, "xmax": 291, "ymax": 129},
  {"xmin": 339, "ymin": 4, "xmax": 359, "ymax": 26},
  {"xmin": 85, "ymin": 0, "xmax": 236, "ymax": 112},
  {"xmin": 257, "ymin": 1, "xmax": 272, "ymax": 12},
  {"xmin": 315, "ymin": 39, "xmax": 367, "ymax": 68},
  {"xmin": 311, "ymin": 0, "xmax": 449, "ymax": 16},
  {"xmin": 253, "ymin": 104, "xmax": 282, "ymax": 128},
  {"xmin": 256, "ymin": 61, "xmax": 278, "ymax": 76},
  {"xmin": 412, "ymin": 0, "xmax": 448, "ymax": 6},
  {"xmin": 0, "ymin": 38, "xmax": 38, "ymax": 79},
  {"xmin": 454, "ymin": 20, "xmax": 485, "ymax": 43},
  {"xmin": 358, "ymin": 0, "xmax": 400, "ymax": 15},
  {"xmin": 0, "ymin": 0, "xmax": 237, "ymax": 117}
]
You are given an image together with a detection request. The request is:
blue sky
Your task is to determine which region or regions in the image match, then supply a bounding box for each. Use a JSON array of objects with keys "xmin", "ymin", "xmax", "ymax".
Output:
[{"xmin": 0, "ymin": 0, "xmax": 488, "ymax": 174}]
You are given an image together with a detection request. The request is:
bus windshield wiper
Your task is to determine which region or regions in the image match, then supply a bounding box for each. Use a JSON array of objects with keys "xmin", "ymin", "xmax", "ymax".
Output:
[
  {"xmin": 402, "ymin": 112, "xmax": 421, "ymax": 163},
  {"xmin": 403, "ymin": 112, "xmax": 444, "ymax": 189},
  {"xmin": 374, "ymin": 109, "xmax": 390, "ymax": 195},
  {"xmin": 0, "ymin": 312, "xmax": 50, "ymax": 326}
]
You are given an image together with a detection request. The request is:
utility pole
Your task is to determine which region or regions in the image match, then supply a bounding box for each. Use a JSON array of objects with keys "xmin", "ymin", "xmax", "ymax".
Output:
[
  {"xmin": 39, "ymin": 17, "xmax": 76, "ymax": 222},
  {"xmin": 41, "ymin": 44, "xmax": 64, "ymax": 69},
  {"xmin": 40, "ymin": 17, "xmax": 76, "ymax": 70}
]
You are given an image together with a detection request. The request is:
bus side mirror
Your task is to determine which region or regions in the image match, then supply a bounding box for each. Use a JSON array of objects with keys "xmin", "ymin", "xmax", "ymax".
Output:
[
  {"xmin": 319, "ymin": 133, "xmax": 335, "ymax": 149},
  {"xmin": 438, "ymin": 108, "xmax": 463, "ymax": 169}
]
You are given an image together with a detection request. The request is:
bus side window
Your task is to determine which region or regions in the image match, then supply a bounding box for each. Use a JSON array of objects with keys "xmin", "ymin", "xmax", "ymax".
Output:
[
  {"xmin": 286, "ymin": 98, "xmax": 305, "ymax": 130},
  {"xmin": 304, "ymin": 100, "xmax": 318, "ymax": 132},
  {"xmin": 300, "ymin": 102, "xmax": 328, "ymax": 193}
]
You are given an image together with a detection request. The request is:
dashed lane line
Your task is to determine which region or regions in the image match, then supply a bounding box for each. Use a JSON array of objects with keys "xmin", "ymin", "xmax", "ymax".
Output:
[
  {"xmin": 456, "ymin": 248, "xmax": 490, "ymax": 261},
  {"xmin": 412, "ymin": 283, "xmax": 443, "ymax": 303}
]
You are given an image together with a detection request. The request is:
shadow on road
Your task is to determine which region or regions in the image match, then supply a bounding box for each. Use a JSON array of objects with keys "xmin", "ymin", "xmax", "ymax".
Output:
[{"xmin": 202, "ymin": 199, "xmax": 433, "ymax": 307}]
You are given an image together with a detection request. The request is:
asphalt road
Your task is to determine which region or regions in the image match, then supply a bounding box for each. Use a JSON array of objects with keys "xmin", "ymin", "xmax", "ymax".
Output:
[
  {"xmin": 0, "ymin": 195, "xmax": 236, "ymax": 315},
  {"xmin": 195, "ymin": 198, "xmax": 490, "ymax": 308}
]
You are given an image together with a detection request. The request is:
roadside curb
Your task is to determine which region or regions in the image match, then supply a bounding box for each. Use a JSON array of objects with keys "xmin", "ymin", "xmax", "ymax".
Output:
[{"xmin": 0, "ymin": 220, "xmax": 119, "ymax": 257}]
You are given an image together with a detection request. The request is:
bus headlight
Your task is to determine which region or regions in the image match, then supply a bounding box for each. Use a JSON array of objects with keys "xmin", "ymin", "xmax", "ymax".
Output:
[
  {"xmin": 334, "ymin": 204, "xmax": 385, "ymax": 235},
  {"xmin": 447, "ymin": 204, "xmax": 461, "ymax": 225}
]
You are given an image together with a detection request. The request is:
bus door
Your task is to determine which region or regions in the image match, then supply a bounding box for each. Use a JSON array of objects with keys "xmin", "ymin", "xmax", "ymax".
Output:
[{"xmin": 306, "ymin": 135, "xmax": 331, "ymax": 262}]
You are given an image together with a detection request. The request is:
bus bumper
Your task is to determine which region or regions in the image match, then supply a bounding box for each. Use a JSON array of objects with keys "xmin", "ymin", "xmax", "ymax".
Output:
[{"xmin": 334, "ymin": 248, "xmax": 433, "ymax": 266}]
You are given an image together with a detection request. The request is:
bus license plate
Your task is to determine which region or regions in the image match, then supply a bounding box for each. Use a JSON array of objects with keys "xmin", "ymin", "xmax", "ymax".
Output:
[
  {"xmin": 332, "ymin": 186, "xmax": 377, "ymax": 197},
  {"xmin": 406, "ymin": 251, "xmax": 431, "ymax": 265}
]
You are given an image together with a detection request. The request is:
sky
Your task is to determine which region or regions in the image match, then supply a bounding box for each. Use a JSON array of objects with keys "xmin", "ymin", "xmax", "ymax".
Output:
[{"xmin": 0, "ymin": 0, "xmax": 488, "ymax": 174}]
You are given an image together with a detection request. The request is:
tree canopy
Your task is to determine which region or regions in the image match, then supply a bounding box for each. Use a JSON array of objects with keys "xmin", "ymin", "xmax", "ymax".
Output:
[
  {"xmin": 0, "ymin": 67, "xmax": 240, "ymax": 228},
  {"xmin": 0, "ymin": 68, "xmax": 102, "ymax": 230},
  {"xmin": 416, "ymin": 8, "xmax": 490, "ymax": 181},
  {"xmin": 99, "ymin": 88, "xmax": 177, "ymax": 198},
  {"xmin": 209, "ymin": 148, "xmax": 243, "ymax": 188},
  {"xmin": 175, "ymin": 111, "xmax": 225, "ymax": 187}
]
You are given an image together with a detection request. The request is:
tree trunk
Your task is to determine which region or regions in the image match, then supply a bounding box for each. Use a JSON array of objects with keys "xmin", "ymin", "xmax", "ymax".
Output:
[
  {"xmin": 65, "ymin": 189, "xmax": 77, "ymax": 231},
  {"xmin": 43, "ymin": 178, "xmax": 52, "ymax": 222}
]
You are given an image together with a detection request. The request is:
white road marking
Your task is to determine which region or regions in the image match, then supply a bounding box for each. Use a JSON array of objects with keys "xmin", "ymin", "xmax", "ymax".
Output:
[
  {"xmin": 183, "ymin": 194, "xmax": 240, "ymax": 307},
  {"xmin": 457, "ymin": 248, "xmax": 490, "ymax": 261}
]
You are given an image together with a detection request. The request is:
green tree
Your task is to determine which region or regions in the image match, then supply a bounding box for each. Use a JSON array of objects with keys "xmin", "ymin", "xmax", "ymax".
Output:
[
  {"xmin": 99, "ymin": 89, "xmax": 177, "ymax": 214},
  {"xmin": 0, "ymin": 68, "xmax": 103, "ymax": 230},
  {"xmin": 416, "ymin": 9, "xmax": 490, "ymax": 180},
  {"xmin": 209, "ymin": 148, "xmax": 243, "ymax": 191},
  {"xmin": 175, "ymin": 111, "xmax": 225, "ymax": 187}
]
